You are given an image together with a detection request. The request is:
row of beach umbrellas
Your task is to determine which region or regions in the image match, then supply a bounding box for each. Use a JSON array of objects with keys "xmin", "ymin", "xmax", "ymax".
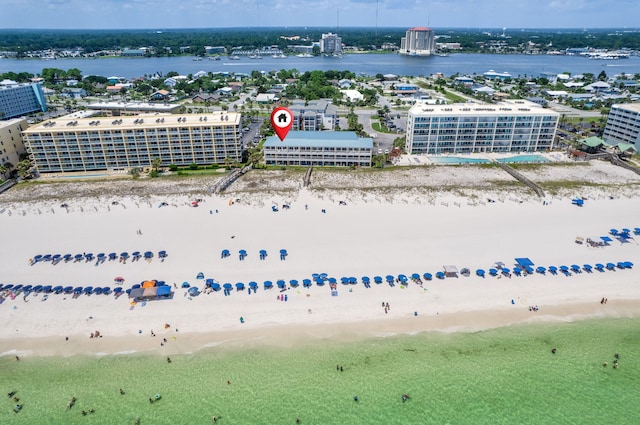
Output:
[
  {"xmin": 476, "ymin": 261, "xmax": 633, "ymax": 278},
  {"xmin": 32, "ymin": 251, "xmax": 167, "ymax": 264},
  {"xmin": 0, "ymin": 283, "xmax": 124, "ymax": 296},
  {"xmin": 220, "ymin": 249, "xmax": 287, "ymax": 260}
]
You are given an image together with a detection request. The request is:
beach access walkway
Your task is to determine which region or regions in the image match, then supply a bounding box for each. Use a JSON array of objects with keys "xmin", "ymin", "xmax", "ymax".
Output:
[{"xmin": 493, "ymin": 161, "xmax": 545, "ymax": 198}]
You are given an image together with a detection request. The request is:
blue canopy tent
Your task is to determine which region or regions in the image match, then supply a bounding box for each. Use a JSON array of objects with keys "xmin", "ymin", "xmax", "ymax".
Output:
[
  {"xmin": 113, "ymin": 287, "xmax": 123, "ymax": 294},
  {"xmin": 64, "ymin": 286, "xmax": 73, "ymax": 294},
  {"xmin": 264, "ymin": 280, "xmax": 273, "ymax": 289},
  {"xmin": 53, "ymin": 285, "xmax": 64, "ymax": 294},
  {"xmin": 606, "ymin": 263, "xmax": 616, "ymax": 270},
  {"xmin": 277, "ymin": 279, "xmax": 286, "ymax": 289},
  {"xmin": 515, "ymin": 258, "xmax": 535, "ymax": 268},
  {"xmin": 374, "ymin": 276, "xmax": 383, "ymax": 284},
  {"xmin": 583, "ymin": 264, "xmax": 593, "ymax": 272},
  {"xmin": 157, "ymin": 286, "xmax": 172, "ymax": 297},
  {"xmin": 221, "ymin": 249, "xmax": 230, "ymax": 258},
  {"xmin": 144, "ymin": 251, "xmax": 153, "ymax": 259},
  {"xmin": 94, "ymin": 287, "xmax": 103, "ymax": 295},
  {"xmin": 290, "ymin": 280, "xmax": 299, "ymax": 288},
  {"xmin": 235, "ymin": 283, "xmax": 245, "ymax": 291},
  {"xmin": 196, "ymin": 272, "xmax": 205, "ymax": 279},
  {"xmin": 158, "ymin": 251, "xmax": 168, "ymax": 259},
  {"xmin": 476, "ymin": 269, "xmax": 485, "ymax": 277},
  {"xmin": 188, "ymin": 287, "xmax": 200, "ymax": 296},
  {"xmin": 132, "ymin": 251, "xmax": 141, "ymax": 259},
  {"xmin": 43, "ymin": 285, "xmax": 52, "ymax": 293}
]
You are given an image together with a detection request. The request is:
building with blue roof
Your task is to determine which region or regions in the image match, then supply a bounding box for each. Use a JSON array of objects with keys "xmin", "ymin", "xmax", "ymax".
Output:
[{"xmin": 263, "ymin": 131, "xmax": 373, "ymax": 167}]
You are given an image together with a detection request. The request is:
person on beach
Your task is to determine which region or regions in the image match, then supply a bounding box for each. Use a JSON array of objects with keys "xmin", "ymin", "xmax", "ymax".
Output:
[
  {"xmin": 166, "ymin": 357, "xmax": 171, "ymax": 363},
  {"xmin": 120, "ymin": 388, "xmax": 125, "ymax": 395},
  {"xmin": 353, "ymin": 395, "xmax": 359, "ymax": 402},
  {"xmin": 552, "ymin": 348, "xmax": 557, "ymax": 354}
]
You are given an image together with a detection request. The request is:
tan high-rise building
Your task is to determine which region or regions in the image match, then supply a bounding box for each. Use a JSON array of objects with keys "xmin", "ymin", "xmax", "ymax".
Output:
[
  {"xmin": 400, "ymin": 27, "xmax": 436, "ymax": 56},
  {"xmin": 0, "ymin": 118, "xmax": 28, "ymax": 174}
]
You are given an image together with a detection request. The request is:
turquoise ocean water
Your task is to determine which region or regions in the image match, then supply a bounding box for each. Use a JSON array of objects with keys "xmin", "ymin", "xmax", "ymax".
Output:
[{"xmin": 2, "ymin": 318, "xmax": 639, "ymax": 424}]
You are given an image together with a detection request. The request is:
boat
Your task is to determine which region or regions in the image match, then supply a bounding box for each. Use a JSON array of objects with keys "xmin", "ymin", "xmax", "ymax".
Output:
[
  {"xmin": 248, "ymin": 55, "xmax": 258, "ymax": 59},
  {"xmin": 296, "ymin": 53, "xmax": 313, "ymax": 58},
  {"xmin": 228, "ymin": 56, "xmax": 241, "ymax": 60},
  {"xmin": 210, "ymin": 56, "xmax": 221, "ymax": 61},
  {"xmin": 193, "ymin": 57, "xmax": 202, "ymax": 61},
  {"xmin": 272, "ymin": 53, "xmax": 287, "ymax": 59}
]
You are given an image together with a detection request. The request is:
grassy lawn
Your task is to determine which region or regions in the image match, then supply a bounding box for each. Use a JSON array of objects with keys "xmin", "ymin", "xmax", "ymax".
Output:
[
  {"xmin": 371, "ymin": 121, "xmax": 396, "ymax": 134},
  {"xmin": 443, "ymin": 90, "xmax": 467, "ymax": 103}
]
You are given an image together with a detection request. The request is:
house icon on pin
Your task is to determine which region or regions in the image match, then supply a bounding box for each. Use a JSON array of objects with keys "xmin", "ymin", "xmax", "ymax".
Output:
[{"xmin": 277, "ymin": 113, "xmax": 288, "ymax": 123}]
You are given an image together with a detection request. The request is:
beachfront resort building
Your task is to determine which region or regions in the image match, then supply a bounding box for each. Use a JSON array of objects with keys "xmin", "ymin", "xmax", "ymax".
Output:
[
  {"xmin": 399, "ymin": 27, "xmax": 436, "ymax": 56},
  {"xmin": 0, "ymin": 80, "xmax": 47, "ymax": 119},
  {"xmin": 263, "ymin": 131, "xmax": 373, "ymax": 167},
  {"xmin": 22, "ymin": 112, "xmax": 242, "ymax": 173},
  {"xmin": 319, "ymin": 33, "xmax": 342, "ymax": 55},
  {"xmin": 289, "ymin": 100, "xmax": 338, "ymax": 131},
  {"xmin": 406, "ymin": 100, "xmax": 559, "ymax": 154},
  {"xmin": 0, "ymin": 118, "xmax": 27, "ymax": 171},
  {"xmin": 602, "ymin": 103, "xmax": 640, "ymax": 151}
]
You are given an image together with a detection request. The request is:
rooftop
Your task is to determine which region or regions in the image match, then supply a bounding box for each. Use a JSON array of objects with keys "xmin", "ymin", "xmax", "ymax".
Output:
[
  {"xmin": 409, "ymin": 100, "xmax": 559, "ymax": 117},
  {"xmin": 264, "ymin": 131, "xmax": 373, "ymax": 149}
]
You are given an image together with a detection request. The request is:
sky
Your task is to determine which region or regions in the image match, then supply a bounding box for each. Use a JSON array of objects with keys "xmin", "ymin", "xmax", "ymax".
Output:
[{"xmin": 1, "ymin": 0, "xmax": 639, "ymax": 30}]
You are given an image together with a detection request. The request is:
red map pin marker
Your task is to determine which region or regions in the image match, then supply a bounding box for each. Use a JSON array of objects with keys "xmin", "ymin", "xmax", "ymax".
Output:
[{"xmin": 271, "ymin": 106, "xmax": 294, "ymax": 141}]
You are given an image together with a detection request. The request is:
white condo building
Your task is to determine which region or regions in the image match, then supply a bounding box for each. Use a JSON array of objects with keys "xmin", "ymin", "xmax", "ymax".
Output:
[
  {"xmin": 602, "ymin": 103, "xmax": 640, "ymax": 151},
  {"xmin": 22, "ymin": 113, "xmax": 243, "ymax": 173},
  {"xmin": 400, "ymin": 27, "xmax": 436, "ymax": 56},
  {"xmin": 406, "ymin": 100, "xmax": 559, "ymax": 154},
  {"xmin": 320, "ymin": 33, "xmax": 342, "ymax": 55}
]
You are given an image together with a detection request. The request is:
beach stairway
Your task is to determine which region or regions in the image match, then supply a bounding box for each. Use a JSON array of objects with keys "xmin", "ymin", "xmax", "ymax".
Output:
[
  {"xmin": 607, "ymin": 154, "xmax": 640, "ymax": 176},
  {"xmin": 493, "ymin": 161, "xmax": 545, "ymax": 198},
  {"xmin": 303, "ymin": 166, "xmax": 313, "ymax": 187},
  {"xmin": 212, "ymin": 164, "xmax": 251, "ymax": 194}
]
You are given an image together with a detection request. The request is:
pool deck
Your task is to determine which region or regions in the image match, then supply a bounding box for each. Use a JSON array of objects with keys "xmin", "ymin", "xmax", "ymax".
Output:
[{"xmin": 395, "ymin": 152, "xmax": 568, "ymax": 166}]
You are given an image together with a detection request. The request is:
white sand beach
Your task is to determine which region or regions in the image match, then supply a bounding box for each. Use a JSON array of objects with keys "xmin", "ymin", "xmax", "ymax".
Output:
[{"xmin": 2, "ymin": 160, "xmax": 640, "ymax": 357}]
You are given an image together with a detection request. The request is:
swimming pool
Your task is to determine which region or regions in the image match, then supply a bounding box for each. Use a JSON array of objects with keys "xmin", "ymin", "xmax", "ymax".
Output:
[
  {"xmin": 54, "ymin": 173, "xmax": 110, "ymax": 179},
  {"xmin": 428, "ymin": 157, "xmax": 491, "ymax": 164},
  {"xmin": 497, "ymin": 155, "xmax": 550, "ymax": 164}
]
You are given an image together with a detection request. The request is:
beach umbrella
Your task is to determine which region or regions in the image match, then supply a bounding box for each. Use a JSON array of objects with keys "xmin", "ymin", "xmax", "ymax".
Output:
[
  {"xmin": 398, "ymin": 274, "xmax": 408, "ymax": 283},
  {"xmin": 559, "ymin": 265, "xmax": 569, "ymax": 272},
  {"xmin": 259, "ymin": 249, "xmax": 267, "ymax": 258},
  {"xmin": 94, "ymin": 287, "xmax": 103, "ymax": 295},
  {"xmin": 239, "ymin": 249, "xmax": 247, "ymax": 255},
  {"xmin": 52, "ymin": 254, "xmax": 62, "ymax": 260},
  {"xmin": 606, "ymin": 263, "xmax": 616, "ymax": 270},
  {"xmin": 211, "ymin": 283, "xmax": 221, "ymax": 291},
  {"xmin": 476, "ymin": 269, "xmax": 485, "ymax": 277},
  {"xmin": 249, "ymin": 281, "xmax": 258, "ymax": 289},
  {"xmin": 622, "ymin": 228, "xmax": 631, "ymax": 234},
  {"xmin": 131, "ymin": 284, "xmax": 141, "ymax": 289},
  {"xmin": 277, "ymin": 279, "xmax": 286, "ymax": 288},
  {"xmin": 74, "ymin": 254, "xmax": 84, "ymax": 260},
  {"xmin": 290, "ymin": 280, "xmax": 299, "ymax": 287},
  {"xmin": 196, "ymin": 272, "xmax": 205, "ymax": 279},
  {"xmin": 362, "ymin": 276, "xmax": 370, "ymax": 284},
  {"xmin": 583, "ymin": 264, "xmax": 592, "ymax": 272},
  {"xmin": 158, "ymin": 251, "xmax": 167, "ymax": 258},
  {"xmin": 97, "ymin": 253, "xmax": 105, "ymax": 259},
  {"xmin": 280, "ymin": 249, "xmax": 288, "ymax": 255},
  {"xmin": 181, "ymin": 282, "xmax": 190, "ymax": 288},
  {"xmin": 623, "ymin": 261, "xmax": 634, "ymax": 268},
  {"xmin": 349, "ymin": 277, "xmax": 357, "ymax": 284},
  {"xmin": 221, "ymin": 249, "xmax": 230, "ymax": 258},
  {"xmin": 303, "ymin": 279, "xmax": 312, "ymax": 287},
  {"xmin": 328, "ymin": 277, "xmax": 337, "ymax": 285},
  {"xmin": 264, "ymin": 281, "xmax": 273, "ymax": 289},
  {"xmin": 113, "ymin": 287, "xmax": 123, "ymax": 294},
  {"xmin": 83, "ymin": 286, "xmax": 93, "ymax": 294},
  {"xmin": 43, "ymin": 254, "xmax": 52, "ymax": 261},
  {"xmin": 3, "ymin": 284, "xmax": 14, "ymax": 290},
  {"xmin": 32, "ymin": 285, "xmax": 43, "ymax": 292},
  {"xmin": 617, "ymin": 262, "xmax": 627, "ymax": 269},
  {"xmin": 43, "ymin": 285, "xmax": 52, "ymax": 293},
  {"xmin": 385, "ymin": 275, "xmax": 394, "ymax": 283},
  {"xmin": 132, "ymin": 251, "xmax": 141, "ymax": 258},
  {"xmin": 235, "ymin": 282, "xmax": 245, "ymax": 291},
  {"xmin": 102, "ymin": 287, "xmax": 111, "ymax": 294},
  {"xmin": 513, "ymin": 268, "xmax": 522, "ymax": 276},
  {"xmin": 610, "ymin": 228, "xmax": 619, "ymax": 235},
  {"xmin": 34, "ymin": 255, "xmax": 43, "ymax": 262},
  {"xmin": 595, "ymin": 263, "xmax": 605, "ymax": 271},
  {"xmin": 120, "ymin": 252, "xmax": 129, "ymax": 258},
  {"xmin": 73, "ymin": 286, "xmax": 82, "ymax": 293},
  {"xmin": 53, "ymin": 285, "xmax": 64, "ymax": 294},
  {"xmin": 548, "ymin": 266, "xmax": 558, "ymax": 274},
  {"xmin": 374, "ymin": 276, "xmax": 383, "ymax": 284},
  {"xmin": 205, "ymin": 278, "xmax": 215, "ymax": 287},
  {"xmin": 536, "ymin": 266, "xmax": 546, "ymax": 274},
  {"xmin": 340, "ymin": 277, "xmax": 349, "ymax": 285},
  {"xmin": 13, "ymin": 284, "xmax": 24, "ymax": 291},
  {"xmin": 316, "ymin": 279, "xmax": 325, "ymax": 286},
  {"xmin": 23, "ymin": 285, "xmax": 33, "ymax": 292},
  {"xmin": 108, "ymin": 252, "xmax": 117, "ymax": 260},
  {"xmin": 189, "ymin": 287, "xmax": 200, "ymax": 296},
  {"xmin": 411, "ymin": 273, "xmax": 421, "ymax": 280},
  {"xmin": 63, "ymin": 286, "xmax": 73, "ymax": 293},
  {"xmin": 144, "ymin": 251, "xmax": 153, "ymax": 259},
  {"xmin": 223, "ymin": 283, "xmax": 233, "ymax": 290},
  {"xmin": 320, "ymin": 273, "xmax": 328, "ymax": 280},
  {"xmin": 63, "ymin": 254, "xmax": 73, "ymax": 261},
  {"xmin": 489, "ymin": 268, "xmax": 498, "ymax": 276},
  {"xmin": 501, "ymin": 267, "xmax": 510, "ymax": 275},
  {"xmin": 436, "ymin": 271, "xmax": 445, "ymax": 279},
  {"xmin": 634, "ymin": 228, "xmax": 640, "ymax": 235},
  {"xmin": 571, "ymin": 264, "xmax": 581, "ymax": 272},
  {"xmin": 423, "ymin": 273, "xmax": 433, "ymax": 281},
  {"xmin": 85, "ymin": 253, "xmax": 94, "ymax": 259}
]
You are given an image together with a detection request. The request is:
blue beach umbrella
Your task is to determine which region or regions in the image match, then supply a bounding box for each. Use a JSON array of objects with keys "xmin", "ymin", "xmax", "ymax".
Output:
[
  {"xmin": 583, "ymin": 264, "xmax": 592, "ymax": 272},
  {"xmin": 34, "ymin": 255, "xmax": 43, "ymax": 262},
  {"xmin": 277, "ymin": 279, "xmax": 286, "ymax": 288},
  {"xmin": 374, "ymin": 276, "xmax": 383, "ymax": 284},
  {"xmin": 120, "ymin": 252, "xmax": 129, "ymax": 258},
  {"xmin": 113, "ymin": 287, "xmax": 123, "ymax": 294},
  {"xmin": 102, "ymin": 287, "xmax": 111, "ymax": 294},
  {"xmin": 501, "ymin": 267, "xmax": 511, "ymax": 275},
  {"xmin": 83, "ymin": 286, "xmax": 93, "ymax": 294},
  {"xmin": 63, "ymin": 286, "xmax": 73, "ymax": 293},
  {"xmin": 85, "ymin": 253, "xmax": 94, "ymax": 259},
  {"xmin": 571, "ymin": 264, "xmax": 581, "ymax": 272},
  {"xmin": 144, "ymin": 251, "xmax": 153, "ymax": 259},
  {"xmin": 249, "ymin": 281, "xmax": 258, "ymax": 289},
  {"xmin": 158, "ymin": 251, "xmax": 167, "ymax": 258},
  {"xmin": 3, "ymin": 284, "xmax": 14, "ymax": 290},
  {"xmin": 43, "ymin": 285, "xmax": 52, "ymax": 293},
  {"xmin": 340, "ymin": 277, "xmax": 349, "ymax": 284},
  {"xmin": 303, "ymin": 279, "xmax": 312, "ymax": 287},
  {"xmin": 398, "ymin": 274, "xmax": 408, "ymax": 283},
  {"xmin": 74, "ymin": 254, "xmax": 83, "ymax": 260},
  {"xmin": 188, "ymin": 287, "xmax": 200, "ymax": 296},
  {"xmin": 259, "ymin": 249, "xmax": 267, "ymax": 256},
  {"xmin": 489, "ymin": 268, "xmax": 498, "ymax": 276},
  {"xmin": 264, "ymin": 280, "xmax": 273, "ymax": 289},
  {"xmin": 73, "ymin": 287, "xmax": 82, "ymax": 293},
  {"xmin": 606, "ymin": 263, "xmax": 616, "ymax": 270},
  {"xmin": 181, "ymin": 282, "xmax": 190, "ymax": 288},
  {"xmin": 132, "ymin": 251, "xmax": 141, "ymax": 258},
  {"xmin": 436, "ymin": 271, "xmax": 445, "ymax": 279},
  {"xmin": 235, "ymin": 282, "xmax": 245, "ymax": 291},
  {"xmin": 513, "ymin": 268, "xmax": 522, "ymax": 276},
  {"xmin": 53, "ymin": 285, "xmax": 64, "ymax": 293},
  {"xmin": 52, "ymin": 254, "xmax": 62, "ymax": 261},
  {"xmin": 13, "ymin": 284, "xmax": 24, "ymax": 291},
  {"xmin": 328, "ymin": 277, "xmax": 337, "ymax": 285},
  {"xmin": 43, "ymin": 254, "xmax": 52, "ymax": 261},
  {"xmin": 64, "ymin": 254, "xmax": 73, "ymax": 261},
  {"xmin": 349, "ymin": 277, "xmax": 357, "ymax": 284},
  {"xmin": 361, "ymin": 276, "xmax": 370, "ymax": 284},
  {"xmin": 211, "ymin": 283, "xmax": 221, "ymax": 291},
  {"xmin": 536, "ymin": 266, "xmax": 546, "ymax": 274},
  {"xmin": 23, "ymin": 285, "xmax": 33, "ymax": 292},
  {"xmin": 290, "ymin": 280, "xmax": 299, "ymax": 287},
  {"xmin": 108, "ymin": 252, "xmax": 117, "ymax": 260},
  {"xmin": 411, "ymin": 273, "xmax": 421, "ymax": 280},
  {"xmin": 223, "ymin": 283, "xmax": 233, "ymax": 290},
  {"xmin": 594, "ymin": 263, "xmax": 605, "ymax": 271},
  {"xmin": 33, "ymin": 285, "xmax": 43, "ymax": 292},
  {"xmin": 423, "ymin": 273, "xmax": 433, "ymax": 281},
  {"xmin": 476, "ymin": 269, "xmax": 485, "ymax": 277},
  {"xmin": 623, "ymin": 261, "xmax": 634, "ymax": 268},
  {"xmin": 385, "ymin": 275, "xmax": 394, "ymax": 282},
  {"xmin": 94, "ymin": 287, "xmax": 103, "ymax": 295},
  {"xmin": 221, "ymin": 249, "xmax": 230, "ymax": 258},
  {"xmin": 280, "ymin": 249, "xmax": 288, "ymax": 255},
  {"xmin": 548, "ymin": 266, "xmax": 558, "ymax": 274}
]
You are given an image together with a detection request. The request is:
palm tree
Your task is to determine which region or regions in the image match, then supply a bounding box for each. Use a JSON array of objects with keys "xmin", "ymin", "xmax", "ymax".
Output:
[
  {"xmin": 152, "ymin": 157, "xmax": 162, "ymax": 173},
  {"xmin": 16, "ymin": 160, "xmax": 32, "ymax": 180}
]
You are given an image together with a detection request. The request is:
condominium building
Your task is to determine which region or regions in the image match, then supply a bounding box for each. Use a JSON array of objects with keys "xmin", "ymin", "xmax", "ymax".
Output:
[
  {"xmin": 22, "ymin": 112, "xmax": 242, "ymax": 173},
  {"xmin": 289, "ymin": 100, "xmax": 338, "ymax": 131},
  {"xmin": 0, "ymin": 80, "xmax": 47, "ymax": 119},
  {"xmin": 602, "ymin": 103, "xmax": 640, "ymax": 150},
  {"xmin": 319, "ymin": 33, "xmax": 342, "ymax": 55},
  {"xmin": 0, "ymin": 118, "xmax": 27, "ymax": 170},
  {"xmin": 406, "ymin": 100, "xmax": 559, "ymax": 154},
  {"xmin": 399, "ymin": 27, "xmax": 436, "ymax": 56},
  {"xmin": 263, "ymin": 131, "xmax": 372, "ymax": 167}
]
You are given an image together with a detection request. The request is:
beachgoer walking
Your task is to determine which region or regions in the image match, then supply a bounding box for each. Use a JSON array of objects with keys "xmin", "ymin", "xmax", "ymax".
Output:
[{"xmin": 166, "ymin": 357, "xmax": 171, "ymax": 363}]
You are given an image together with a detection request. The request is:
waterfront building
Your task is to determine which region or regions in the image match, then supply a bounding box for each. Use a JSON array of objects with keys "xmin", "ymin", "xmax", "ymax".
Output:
[
  {"xmin": 86, "ymin": 101, "xmax": 181, "ymax": 116},
  {"xmin": 406, "ymin": 100, "xmax": 559, "ymax": 154},
  {"xmin": 602, "ymin": 103, "xmax": 640, "ymax": 151},
  {"xmin": 121, "ymin": 49, "xmax": 145, "ymax": 57},
  {"xmin": 319, "ymin": 33, "xmax": 342, "ymax": 55},
  {"xmin": 205, "ymin": 46, "xmax": 226, "ymax": 55},
  {"xmin": 289, "ymin": 100, "xmax": 338, "ymax": 131},
  {"xmin": 0, "ymin": 80, "xmax": 47, "ymax": 119},
  {"xmin": 22, "ymin": 112, "xmax": 242, "ymax": 173},
  {"xmin": 263, "ymin": 131, "xmax": 372, "ymax": 167},
  {"xmin": 399, "ymin": 27, "xmax": 436, "ymax": 56},
  {"xmin": 0, "ymin": 118, "xmax": 27, "ymax": 171}
]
